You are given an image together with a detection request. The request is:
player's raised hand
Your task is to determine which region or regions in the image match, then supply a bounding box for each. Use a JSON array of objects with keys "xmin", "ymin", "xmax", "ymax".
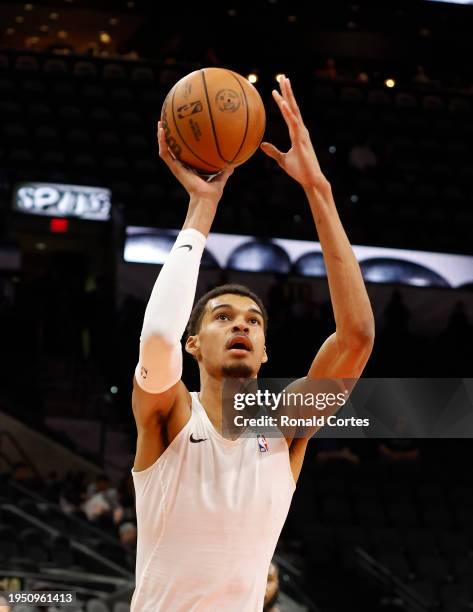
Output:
[
  {"xmin": 260, "ymin": 76, "xmax": 329, "ymax": 193},
  {"xmin": 158, "ymin": 122, "xmax": 233, "ymax": 203}
]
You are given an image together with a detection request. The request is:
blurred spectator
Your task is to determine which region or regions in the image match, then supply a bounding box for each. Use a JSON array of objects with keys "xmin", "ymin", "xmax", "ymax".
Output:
[
  {"xmin": 264, "ymin": 561, "xmax": 280, "ymax": 611},
  {"xmin": 315, "ymin": 439, "xmax": 361, "ymax": 467},
  {"xmin": 412, "ymin": 65, "xmax": 431, "ymax": 86},
  {"xmin": 378, "ymin": 415, "xmax": 421, "ymax": 463},
  {"xmin": 119, "ymin": 521, "xmax": 137, "ymax": 550},
  {"xmin": 82, "ymin": 473, "xmax": 123, "ymax": 529},
  {"xmin": 315, "ymin": 57, "xmax": 338, "ymax": 80},
  {"xmin": 348, "ymin": 140, "xmax": 378, "ymax": 173},
  {"xmin": 59, "ymin": 470, "xmax": 87, "ymax": 515}
]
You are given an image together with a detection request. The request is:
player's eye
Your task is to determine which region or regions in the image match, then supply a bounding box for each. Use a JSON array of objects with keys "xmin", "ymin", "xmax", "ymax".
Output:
[
  {"xmin": 249, "ymin": 318, "xmax": 260, "ymax": 325},
  {"xmin": 216, "ymin": 313, "xmax": 230, "ymax": 321}
]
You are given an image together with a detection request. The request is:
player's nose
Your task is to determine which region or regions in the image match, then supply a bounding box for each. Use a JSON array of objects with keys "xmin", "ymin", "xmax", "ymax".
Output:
[{"xmin": 232, "ymin": 320, "xmax": 249, "ymax": 333}]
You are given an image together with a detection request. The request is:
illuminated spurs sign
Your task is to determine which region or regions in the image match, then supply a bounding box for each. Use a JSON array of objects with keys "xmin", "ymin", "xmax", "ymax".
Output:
[{"xmin": 14, "ymin": 182, "xmax": 111, "ymax": 221}]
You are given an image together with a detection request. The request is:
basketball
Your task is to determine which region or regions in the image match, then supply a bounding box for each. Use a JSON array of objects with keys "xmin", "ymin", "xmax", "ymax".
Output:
[{"xmin": 160, "ymin": 67, "xmax": 266, "ymax": 174}]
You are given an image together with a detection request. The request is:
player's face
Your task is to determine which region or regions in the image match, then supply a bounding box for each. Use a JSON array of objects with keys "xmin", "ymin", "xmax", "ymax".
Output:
[{"xmin": 187, "ymin": 294, "xmax": 268, "ymax": 378}]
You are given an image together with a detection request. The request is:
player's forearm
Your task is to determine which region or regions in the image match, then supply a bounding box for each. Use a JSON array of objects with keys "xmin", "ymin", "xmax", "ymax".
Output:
[
  {"xmin": 135, "ymin": 224, "xmax": 206, "ymax": 392},
  {"xmin": 305, "ymin": 183, "xmax": 375, "ymax": 344},
  {"xmin": 182, "ymin": 196, "xmax": 219, "ymax": 237}
]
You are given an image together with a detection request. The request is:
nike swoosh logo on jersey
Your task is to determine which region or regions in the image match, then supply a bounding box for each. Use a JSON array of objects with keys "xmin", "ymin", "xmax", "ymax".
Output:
[
  {"xmin": 177, "ymin": 244, "xmax": 193, "ymax": 251},
  {"xmin": 190, "ymin": 433, "xmax": 208, "ymax": 443}
]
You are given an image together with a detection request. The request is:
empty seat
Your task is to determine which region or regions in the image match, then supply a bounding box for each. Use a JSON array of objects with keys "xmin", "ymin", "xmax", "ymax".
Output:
[
  {"xmin": 438, "ymin": 531, "xmax": 470, "ymax": 558},
  {"xmin": 405, "ymin": 529, "xmax": 437, "ymax": 556},
  {"xmin": 21, "ymin": 79, "xmax": 46, "ymax": 94},
  {"xmin": 355, "ymin": 500, "xmax": 386, "ymax": 526},
  {"xmin": 378, "ymin": 552, "xmax": 411, "ymax": 580},
  {"xmin": 14, "ymin": 55, "xmax": 39, "ymax": 72},
  {"xmin": 43, "ymin": 58, "xmax": 68, "ymax": 73},
  {"xmin": 312, "ymin": 83, "xmax": 336, "ymax": 102},
  {"xmin": 408, "ymin": 580, "xmax": 437, "ymax": 608},
  {"xmin": 449, "ymin": 97, "xmax": 471, "ymax": 113},
  {"xmin": 131, "ymin": 66, "xmax": 155, "ymax": 81},
  {"xmin": 103, "ymin": 63, "xmax": 126, "ymax": 79},
  {"xmin": 340, "ymin": 86, "xmax": 363, "ymax": 104},
  {"xmin": 422, "ymin": 95, "xmax": 444, "ymax": 111},
  {"xmin": 416, "ymin": 554, "xmax": 451, "ymax": 582},
  {"xmin": 370, "ymin": 528, "xmax": 403, "ymax": 554},
  {"xmin": 86, "ymin": 599, "xmax": 109, "ymax": 612},
  {"xmin": 367, "ymin": 90, "xmax": 391, "ymax": 106},
  {"xmin": 118, "ymin": 110, "xmax": 141, "ymax": 128},
  {"xmin": 0, "ymin": 53, "xmax": 9, "ymax": 70},
  {"xmin": 321, "ymin": 497, "xmax": 352, "ymax": 524},
  {"xmin": 58, "ymin": 105, "xmax": 82, "ymax": 121},
  {"xmin": 395, "ymin": 93, "xmax": 418, "ymax": 109},
  {"xmin": 388, "ymin": 503, "xmax": 418, "ymax": 527},
  {"xmin": 440, "ymin": 584, "xmax": 471, "ymax": 610},
  {"xmin": 73, "ymin": 61, "xmax": 98, "ymax": 78},
  {"xmin": 35, "ymin": 125, "xmax": 59, "ymax": 142},
  {"xmin": 27, "ymin": 102, "xmax": 53, "ymax": 119}
]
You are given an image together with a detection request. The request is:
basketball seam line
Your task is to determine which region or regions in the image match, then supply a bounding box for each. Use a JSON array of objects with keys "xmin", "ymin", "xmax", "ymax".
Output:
[
  {"xmin": 170, "ymin": 84, "xmax": 221, "ymax": 171},
  {"xmin": 201, "ymin": 69, "xmax": 230, "ymax": 165},
  {"xmin": 225, "ymin": 70, "xmax": 250, "ymax": 164}
]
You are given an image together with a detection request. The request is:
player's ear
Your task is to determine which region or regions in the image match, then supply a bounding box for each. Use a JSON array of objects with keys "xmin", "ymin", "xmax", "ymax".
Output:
[
  {"xmin": 185, "ymin": 334, "xmax": 201, "ymax": 359},
  {"xmin": 262, "ymin": 345, "xmax": 268, "ymax": 364}
]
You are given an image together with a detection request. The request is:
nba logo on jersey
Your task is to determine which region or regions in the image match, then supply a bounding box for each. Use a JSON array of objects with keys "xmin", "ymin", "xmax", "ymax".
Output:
[{"xmin": 257, "ymin": 434, "xmax": 269, "ymax": 452}]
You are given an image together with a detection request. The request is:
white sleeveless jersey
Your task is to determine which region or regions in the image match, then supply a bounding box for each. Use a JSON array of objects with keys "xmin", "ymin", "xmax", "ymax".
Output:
[{"xmin": 131, "ymin": 391, "xmax": 296, "ymax": 612}]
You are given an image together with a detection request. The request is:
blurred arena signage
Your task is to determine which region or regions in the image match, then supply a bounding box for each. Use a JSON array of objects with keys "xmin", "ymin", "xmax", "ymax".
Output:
[
  {"xmin": 124, "ymin": 226, "xmax": 473, "ymax": 289},
  {"xmin": 13, "ymin": 182, "xmax": 111, "ymax": 221}
]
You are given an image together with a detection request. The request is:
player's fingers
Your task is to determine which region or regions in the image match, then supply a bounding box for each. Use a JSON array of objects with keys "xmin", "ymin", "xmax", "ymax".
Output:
[
  {"xmin": 260, "ymin": 141, "xmax": 285, "ymax": 165},
  {"xmin": 211, "ymin": 165, "xmax": 234, "ymax": 184},
  {"xmin": 158, "ymin": 124, "xmax": 185, "ymax": 175},
  {"xmin": 282, "ymin": 76, "xmax": 302, "ymax": 120}
]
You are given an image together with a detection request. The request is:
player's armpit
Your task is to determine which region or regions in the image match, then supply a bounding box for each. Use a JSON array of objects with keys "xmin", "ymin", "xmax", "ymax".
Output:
[{"xmin": 132, "ymin": 376, "xmax": 182, "ymax": 429}]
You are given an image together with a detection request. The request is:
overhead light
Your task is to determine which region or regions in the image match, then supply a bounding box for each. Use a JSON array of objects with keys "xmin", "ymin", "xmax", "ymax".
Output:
[
  {"xmin": 24, "ymin": 3, "xmax": 34, "ymax": 10},
  {"xmin": 227, "ymin": 8, "xmax": 237, "ymax": 16},
  {"xmin": 126, "ymin": 1, "xmax": 135, "ymax": 7},
  {"xmin": 109, "ymin": 17, "xmax": 119, "ymax": 26},
  {"xmin": 329, "ymin": 145, "xmax": 336, "ymax": 154},
  {"xmin": 49, "ymin": 12, "xmax": 59, "ymax": 20},
  {"xmin": 57, "ymin": 30, "xmax": 68, "ymax": 39},
  {"xmin": 99, "ymin": 31, "xmax": 111, "ymax": 44},
  {"xmin": 15, "ymin": 16, "xmax": 24, "ymax": 23},
  {"xmin": 6, "ymin": 27, "xmax": 15, "ymax": 35},
  {"xmin": 275, "ymin": 73, "xmax": 284, "ymax": 83},
  {"xmin": 39, "ymin": 24, "xmax": 49, "ymax": 32},
  {"xmin": 288, "ymin": 15, "xmax": 297, "ymax": 22},
  {"xmin": 35, "ymin": 242, "xmax": 47, "ymax": 250},
  {"xmin": 247, "ymin": 73, "xmax": 258, "ymax": 84},
  {"xmin": 384, "ymin": 78, "xmax": 396, "ymax": 88}
]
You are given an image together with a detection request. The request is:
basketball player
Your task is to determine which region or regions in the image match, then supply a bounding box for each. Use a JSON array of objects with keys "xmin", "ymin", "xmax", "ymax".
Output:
[{"xmin": 131, "ymin": 75, "xmax": 374, "ymax": 611}]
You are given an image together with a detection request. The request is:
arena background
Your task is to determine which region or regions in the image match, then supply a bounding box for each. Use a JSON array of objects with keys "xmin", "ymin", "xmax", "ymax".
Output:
[{"xmin": 1, "ymin": 0, "xmax": 473, "ymax": 610}]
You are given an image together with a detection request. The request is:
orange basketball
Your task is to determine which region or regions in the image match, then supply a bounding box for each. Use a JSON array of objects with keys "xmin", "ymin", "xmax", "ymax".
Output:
[{"xmin": 160, "ymin": 67, "xmax": 266, "ymax": 174}]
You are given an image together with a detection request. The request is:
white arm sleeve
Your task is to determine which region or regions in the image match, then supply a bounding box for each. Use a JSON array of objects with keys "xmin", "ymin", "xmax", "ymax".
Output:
[{"xmin": 134, "ymin": 228, "xmax": 207, "ymax": 393}]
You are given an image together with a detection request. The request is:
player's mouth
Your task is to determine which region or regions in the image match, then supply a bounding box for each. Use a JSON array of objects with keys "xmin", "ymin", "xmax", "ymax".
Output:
[{"xmin": 226, "ymin": 335, "xmax": 252, "ymax": 356}]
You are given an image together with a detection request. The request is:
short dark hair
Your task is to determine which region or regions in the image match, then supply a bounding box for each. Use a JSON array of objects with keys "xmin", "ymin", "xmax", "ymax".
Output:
[{"xmin": 186, "ymin": 283, "xmax": 268, "ymax": 337}]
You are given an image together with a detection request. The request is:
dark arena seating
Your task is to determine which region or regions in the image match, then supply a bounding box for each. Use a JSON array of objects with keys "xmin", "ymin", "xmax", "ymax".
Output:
[{"xmin": 0, "ymin": 1, "xmax": 473, "ymax": 611}]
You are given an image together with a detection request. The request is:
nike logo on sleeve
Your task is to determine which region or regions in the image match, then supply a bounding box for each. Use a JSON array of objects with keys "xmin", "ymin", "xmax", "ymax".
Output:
[{"xmin": 176, "ymin": 244, "xmax": 193, "ymax": 251}]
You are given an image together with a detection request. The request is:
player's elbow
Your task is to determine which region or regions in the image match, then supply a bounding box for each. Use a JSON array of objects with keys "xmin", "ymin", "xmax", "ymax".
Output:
[{"xmin": 343, "ymin": 322, "xmax": 375, "ymax": 353}]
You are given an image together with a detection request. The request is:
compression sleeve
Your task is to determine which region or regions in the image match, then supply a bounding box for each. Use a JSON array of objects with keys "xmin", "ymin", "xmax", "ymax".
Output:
[{"xmin": 134, "ymin": 228, "xmax": 207, "ymax": 393}]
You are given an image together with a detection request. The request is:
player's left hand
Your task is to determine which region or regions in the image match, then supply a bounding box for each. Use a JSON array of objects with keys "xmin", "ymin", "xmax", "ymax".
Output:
[{"xmin": 260, "ymin": 75, "xmax": 329, "ymax": 192}]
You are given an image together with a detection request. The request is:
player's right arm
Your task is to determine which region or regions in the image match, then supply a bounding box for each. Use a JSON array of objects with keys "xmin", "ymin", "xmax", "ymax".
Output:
[{"xmin": 132, "ymin": 124, "xmax": 233, "ymax": 470}]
